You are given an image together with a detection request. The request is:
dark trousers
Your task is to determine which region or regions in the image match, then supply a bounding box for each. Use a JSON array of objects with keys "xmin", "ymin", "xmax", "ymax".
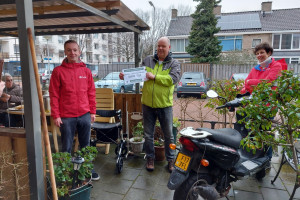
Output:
[
  {"xmin": 0, "ymin": 112, "xmax": 21, "ymax": 127},
  {"xmin": 60, "ymin": 112, "xmax": 91, "ymax": 153}
]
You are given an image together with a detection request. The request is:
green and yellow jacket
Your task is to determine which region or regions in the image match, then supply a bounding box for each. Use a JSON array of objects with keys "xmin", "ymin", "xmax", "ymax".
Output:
[{"xmin": 141, "ymin": 52, "xmax": 181, "ymax": 108}]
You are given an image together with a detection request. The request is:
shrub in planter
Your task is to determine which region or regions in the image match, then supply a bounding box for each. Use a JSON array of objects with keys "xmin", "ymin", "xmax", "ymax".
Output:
[
  {"xmin": 129, "ymin": 121, "xmax": 145, "ymax": 153},
  {"xmin": 51, "ymin": 146, "xmax": 97, "ymax": 198}
]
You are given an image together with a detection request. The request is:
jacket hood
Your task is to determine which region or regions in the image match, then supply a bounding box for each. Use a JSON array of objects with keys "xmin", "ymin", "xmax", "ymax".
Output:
[
  {"xmin": 153, "ymin": 52, "xmax": 173, "ymax": 63},
  {"xmin": 60, "ymin": 58, "xmax": 87, "ymax": 69},
  {"xmin": 4, "ymin": 82, "xmax": 18, "ymax": 92}
]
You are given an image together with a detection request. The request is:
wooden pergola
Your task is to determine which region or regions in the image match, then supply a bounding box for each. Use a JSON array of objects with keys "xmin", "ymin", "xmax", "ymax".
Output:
[{"xmin": 0, "ymin": 1, "xmax": 149, "ymax": 199}]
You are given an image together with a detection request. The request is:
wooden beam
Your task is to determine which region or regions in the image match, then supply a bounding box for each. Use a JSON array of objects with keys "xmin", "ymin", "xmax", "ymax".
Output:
[
  {"xmin": 64, "ymin": 0, "xmax": 142, "ymax": 34},
  {"xmin": 0, "ymin": 1, "xmax": 121, "ymax": 15},
  {"xmin": 0, "ymin": 9, "xmax": 120, "ymax": 22}
]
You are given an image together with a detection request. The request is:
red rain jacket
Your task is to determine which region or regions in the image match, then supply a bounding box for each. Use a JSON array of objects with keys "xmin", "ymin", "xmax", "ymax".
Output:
[
  {"xmin": 241, "ymin": 58, "xmax": 282, "ymax": 94},
  {"xmin": 49, "ymin": 59, "xmax": 96, "ymax": 119}
]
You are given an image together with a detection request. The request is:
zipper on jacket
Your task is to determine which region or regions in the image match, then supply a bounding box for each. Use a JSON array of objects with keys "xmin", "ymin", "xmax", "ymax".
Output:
[{"xmin": 151, "ymin": 62, "xmax": 161, "ymax": 107}]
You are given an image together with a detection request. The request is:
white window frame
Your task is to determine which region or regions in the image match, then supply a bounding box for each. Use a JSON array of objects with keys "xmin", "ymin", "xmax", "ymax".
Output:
[
  {"xmin": 252, "ymin": 39, "xmax": 262, "ymax": 48},
  {"xmin": 273, "ymin": 33, "xmax": 300, "ymax": 50}
]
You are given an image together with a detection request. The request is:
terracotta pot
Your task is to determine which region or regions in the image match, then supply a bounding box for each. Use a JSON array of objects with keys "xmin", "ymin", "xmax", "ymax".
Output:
[{"xmin": 154, "ymin": 146, "xmax": 165, "ymax": 161}]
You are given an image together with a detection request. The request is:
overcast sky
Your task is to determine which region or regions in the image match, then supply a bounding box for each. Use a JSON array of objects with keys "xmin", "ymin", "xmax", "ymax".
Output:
[{"xmin": 122, "ymin": 0, "xmax": 300, "ymax": 13}]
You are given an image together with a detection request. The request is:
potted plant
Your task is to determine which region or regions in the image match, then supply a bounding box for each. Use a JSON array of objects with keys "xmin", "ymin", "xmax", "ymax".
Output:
[
  {"xmin": 50, "ymin": 146, "xmax": 98, "ymax": 199},
  {"xmin": 129, "ymin": 121, "xmax": 145, "ymax": 153}
]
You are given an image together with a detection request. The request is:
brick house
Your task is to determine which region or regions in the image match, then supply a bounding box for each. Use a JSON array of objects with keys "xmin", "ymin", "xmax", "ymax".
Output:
[{"xmin": 167, "ymin": 2, "xmax": 300, "ymax": 64}]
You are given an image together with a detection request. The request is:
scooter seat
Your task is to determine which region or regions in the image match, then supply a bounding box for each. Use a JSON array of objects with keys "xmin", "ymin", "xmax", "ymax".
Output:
[{"xmin": 196, "ymin": 128, "xmax": 242, "ymax": 149}]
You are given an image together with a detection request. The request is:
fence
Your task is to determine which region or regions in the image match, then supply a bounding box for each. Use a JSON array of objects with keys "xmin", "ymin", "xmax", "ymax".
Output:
[{"xmin": 91, "ymin": 62, "xmax": 299, "ymax": 81}]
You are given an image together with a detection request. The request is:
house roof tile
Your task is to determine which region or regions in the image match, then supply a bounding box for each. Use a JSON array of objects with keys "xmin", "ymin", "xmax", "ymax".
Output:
[{"xmin": 167, "ymin": 8, "xmax": 300, "ymax": 36}]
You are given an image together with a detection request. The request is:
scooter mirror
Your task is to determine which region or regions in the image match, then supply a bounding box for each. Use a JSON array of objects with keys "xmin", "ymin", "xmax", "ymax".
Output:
[{"xmin": 206, "ymin": 90, "xmax": 218, "ymax": 98}]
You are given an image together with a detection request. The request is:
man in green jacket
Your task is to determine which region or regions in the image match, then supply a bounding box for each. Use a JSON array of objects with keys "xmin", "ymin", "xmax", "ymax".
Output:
[{"xmin": 120, "ymin": 37, "xmax": 181, "ymax": 172}]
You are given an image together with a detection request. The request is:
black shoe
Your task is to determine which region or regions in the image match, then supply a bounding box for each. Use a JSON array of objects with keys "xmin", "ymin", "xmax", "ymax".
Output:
[{"xmin": 92, "ymin": 172, "xmax": 100, "ymax": 181}]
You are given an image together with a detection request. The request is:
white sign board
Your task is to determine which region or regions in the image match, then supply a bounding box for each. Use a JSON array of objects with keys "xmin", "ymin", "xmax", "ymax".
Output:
[{"xmin": 122, "ymin": 67, "xmax": 147, "ymax": 85}]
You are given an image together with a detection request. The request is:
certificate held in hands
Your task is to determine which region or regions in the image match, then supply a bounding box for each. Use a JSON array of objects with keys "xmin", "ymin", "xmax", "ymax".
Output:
[{"xmin": 122, "ymin": 67, "xmax": 148, "ymax": 85}]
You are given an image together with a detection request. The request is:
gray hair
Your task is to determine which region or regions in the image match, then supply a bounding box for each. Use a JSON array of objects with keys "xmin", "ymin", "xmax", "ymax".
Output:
[{"xmin": 2, "ymin": 73, "xmax": 12, "ymax": 81}]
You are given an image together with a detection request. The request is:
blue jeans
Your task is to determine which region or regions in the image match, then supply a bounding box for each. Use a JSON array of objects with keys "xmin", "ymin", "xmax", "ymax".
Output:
[
  {"xmin": 60, "ymin": 112, "xmax": 91, "ymax": 153},
  {"xmin": 142, "ymin": 104, "xmax": 175, "ymax": 161}
]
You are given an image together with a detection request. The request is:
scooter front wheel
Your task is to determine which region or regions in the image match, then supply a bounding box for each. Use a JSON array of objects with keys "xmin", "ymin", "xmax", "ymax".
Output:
[{"xmin": 173, "ymin": 172, "xmax": 213, "ymax": 200}]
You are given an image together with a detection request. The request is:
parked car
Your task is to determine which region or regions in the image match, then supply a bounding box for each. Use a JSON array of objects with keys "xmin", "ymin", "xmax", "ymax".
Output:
[
  {"xmin": 94, "ymin": 72, "xmax": 135, "ymax": 93},
  {"xmin": 92, "ymin": 70, "xmax": 98, "ymax": 78},
  {"xmin": 41, "ymin": 70, "xmax": 52, "ymax": 83},
  {"xmin": 229, "ymin": 73, "xmax": 249, "ymax": 81},
  {"xmin": 177, "ymin": 72, "xmax": 209, "ymax": 98}
]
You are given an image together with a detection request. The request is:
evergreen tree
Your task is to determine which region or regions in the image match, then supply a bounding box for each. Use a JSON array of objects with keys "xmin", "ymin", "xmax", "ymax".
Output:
[{"xmin": 187, "ymin": 0, "xmax": 222, "ymax": 63}]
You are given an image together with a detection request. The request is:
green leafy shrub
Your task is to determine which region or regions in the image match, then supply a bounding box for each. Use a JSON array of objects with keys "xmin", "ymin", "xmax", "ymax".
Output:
[{"xmin": 51, "ymin": 146, "xmax": 98, "ymax": 197}]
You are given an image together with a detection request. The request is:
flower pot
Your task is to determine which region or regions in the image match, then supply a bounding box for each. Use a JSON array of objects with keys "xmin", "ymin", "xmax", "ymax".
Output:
[
  {"xmin": 59, "ymin": 181, "xmax": 93, "ymax": 200},
  {"xmin": 154, "ymin": 145, "xmax": 165, "ymax": 161},
  {"xmin": 129, "ymin": 137, "xmax": 145, "ymax": 153}
]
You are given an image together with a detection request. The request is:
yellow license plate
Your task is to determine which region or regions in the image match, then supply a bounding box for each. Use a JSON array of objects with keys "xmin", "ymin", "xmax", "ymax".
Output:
[
  {"xmin": 175, "ymin": 153, "xmax": 191, "ymax": 171},
  {"xmin": 187, "ymin": 83, "xmax": 196, "ymax": 86}
]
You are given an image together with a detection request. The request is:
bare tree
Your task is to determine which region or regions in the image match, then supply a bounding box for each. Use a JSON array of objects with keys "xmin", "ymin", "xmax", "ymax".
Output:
[
  {"xmin": 135, "ymin": 5, "xmax": 193, "ymax": 60},
  {"xmin": 109, "ymin": 32, "xmax": 135, "ymax": 62},
  {"xmin": 35, "ymin": 42, "xmax": 55, "ymax": 64}
]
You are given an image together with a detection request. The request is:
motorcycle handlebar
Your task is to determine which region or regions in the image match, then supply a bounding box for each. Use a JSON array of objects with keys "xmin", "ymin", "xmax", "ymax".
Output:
[{"xmin": 217, "ymin": 94, "xmax": 251, "ymax": 110}]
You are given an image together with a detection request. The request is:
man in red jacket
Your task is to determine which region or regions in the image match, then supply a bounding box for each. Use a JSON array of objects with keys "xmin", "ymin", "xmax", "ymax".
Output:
[{"xmin": 49, "ymin": 40, "xmax": 99, "ymax": 180}]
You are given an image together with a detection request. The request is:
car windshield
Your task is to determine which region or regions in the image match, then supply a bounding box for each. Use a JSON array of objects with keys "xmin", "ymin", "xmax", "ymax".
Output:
[
  {"xmin": 103, "ymin": 73, "xmax": 120, "ymax": 80},
  {"xmin": 233, "ymin": 73, "xmax": 248, "ymax": 80},
  {"xmin": 182, "ymin": 73, "xmax": 204, "ymax": 80}
]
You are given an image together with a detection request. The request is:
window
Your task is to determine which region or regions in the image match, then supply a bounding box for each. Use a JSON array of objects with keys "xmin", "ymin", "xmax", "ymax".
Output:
[
  {"xmin": 281, "ymin": 34, "xmax": 292, "ymax": 49},
  {"xmin": 102, "ymin": 45, "xmax": 107, "ymax": 52},
  {"xmin": 102, "ymin": 55, "xmax": 107, "ymax": 61},
  {"xmin": 94, "ymin": 43, "xmax": 99, "ymax": 49},
  {"xmin": 94, "ymin": 54, "xmax": 100, "ymax": 60},
  {"xmin": 252, "ymin": 39, "xmax": 261, "ymax": 48},
  {"xmin": 170, "ymin": 39, "xmax": 189, "ymax": 52},
  {"xmin": 102, "ymin": 34, "xmax": 106, "ymax": 40},
  {"xmin": 273, "ymin": 34, "xmax": 280, "ymax": 49},
  {"xmin": 293, "ymin": 34, "xmax": 300, "ymax": 49},
  {"xmin": 291, "ymin": 58, "xmax": 300, "ymax": 64},
  {"xmin": 14, "ymin": 44, "xmax": 19, "ymax": 54},
  {"xmin": 218, "ymin": 35, "xmax": 243, "ymax": 51},
  {"xmin": 273, "ymin": 33, "xmax": 300, "ymax": 50},
  {"xmin": 59, "ymin": 50, "xmax": 64, "ymax": 57},
  {"xmin": 58, "ymin": 36, "xmax": 64, "ymax": 44},
  {"xmin": 94, "ymin": 34, "xmax": 98, "ymax": 39}
]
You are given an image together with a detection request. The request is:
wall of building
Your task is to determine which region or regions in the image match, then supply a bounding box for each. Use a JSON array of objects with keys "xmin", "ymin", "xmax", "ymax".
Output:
[{"xmin": 242, "ymin": 33, "xmax": 272, "ymax": 51}]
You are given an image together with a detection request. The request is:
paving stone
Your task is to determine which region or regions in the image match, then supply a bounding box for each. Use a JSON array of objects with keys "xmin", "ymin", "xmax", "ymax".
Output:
[
  {"xmin": 112, "ymin": 167, "xmax": 141, "ymax": 181},
  {"xmin": 152, "ymin": 185, "xmax": 174, "ymax": 200},
  {"xmin": 257, "ymin": 176, "xmax": 286, "ymax": 190},
  {"xmin": 261, "ymin": 187, "xmax": 290, "ymax": 200},
  {"xmin": 284, "ymin": 183, "xmax": 300, "ymax": 199},
  {"xmin": 234, "ymin": 190, "xmax": 263, "ymax": 200},
  {"xmin": 96, "ymin": 179, "xmax": 133, "ymax": 195},
  {"xmin": 232, "ymin": 178, "xmax": 261, "ymax": 193},
  {"xmin": 124, "ymin": 188, "xmax": 153, "ymax": 200},
  {"xmin": 132, "ymin": 175, "xmax": 159, "ymax": 191},
  {"xmin": 91, "ymin": 190, "xmax": 123, "ymax": 200}
]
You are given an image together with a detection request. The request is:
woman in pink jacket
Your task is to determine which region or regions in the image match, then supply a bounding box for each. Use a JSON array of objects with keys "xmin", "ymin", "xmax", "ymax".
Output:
[
  {"xmin": 241, "ymin": 42, "xmax": 283, "ymax": 168},
  {"xmin": 242, "ymin": 42, "xmax": 282, "ymax": 94}
]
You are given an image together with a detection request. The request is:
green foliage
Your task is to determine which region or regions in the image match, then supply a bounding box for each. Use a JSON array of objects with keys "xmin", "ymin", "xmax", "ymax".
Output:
[
  {"xmin": 238, "ymin": 71, "xmax": 300, "ymax": 153},
  {"xmin": 132, "ymin": 121, "xmax": 144, "ymax": 142},
  {"xmin": 186, "ymin": 0, "xmax": 222, "ymax": 63},
  {"xmin": 154, "ymin": 139, "xmax": 164, "ymax": 147},
  {"xmin": 52, "ymin": 146, "xmax": 98, "ymax": 197},
  {"xmin": 206, "ymin": 79, "xmax": 245, "ymax": 114},
  {"xmin": 173, "ymin": 117, "xmax": 181, "ymax": 129}
]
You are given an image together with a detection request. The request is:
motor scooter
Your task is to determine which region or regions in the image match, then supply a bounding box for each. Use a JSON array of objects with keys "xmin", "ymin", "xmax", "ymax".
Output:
[{"xmin": 167, "ymin": 90, "xmax": 270, "ymax": 200}]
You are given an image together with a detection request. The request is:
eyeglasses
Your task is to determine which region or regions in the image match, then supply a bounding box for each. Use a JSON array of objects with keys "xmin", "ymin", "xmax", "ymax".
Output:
[{"xmin": 5, "ymin": 79, "xmax": 12, "ymax": 82}]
